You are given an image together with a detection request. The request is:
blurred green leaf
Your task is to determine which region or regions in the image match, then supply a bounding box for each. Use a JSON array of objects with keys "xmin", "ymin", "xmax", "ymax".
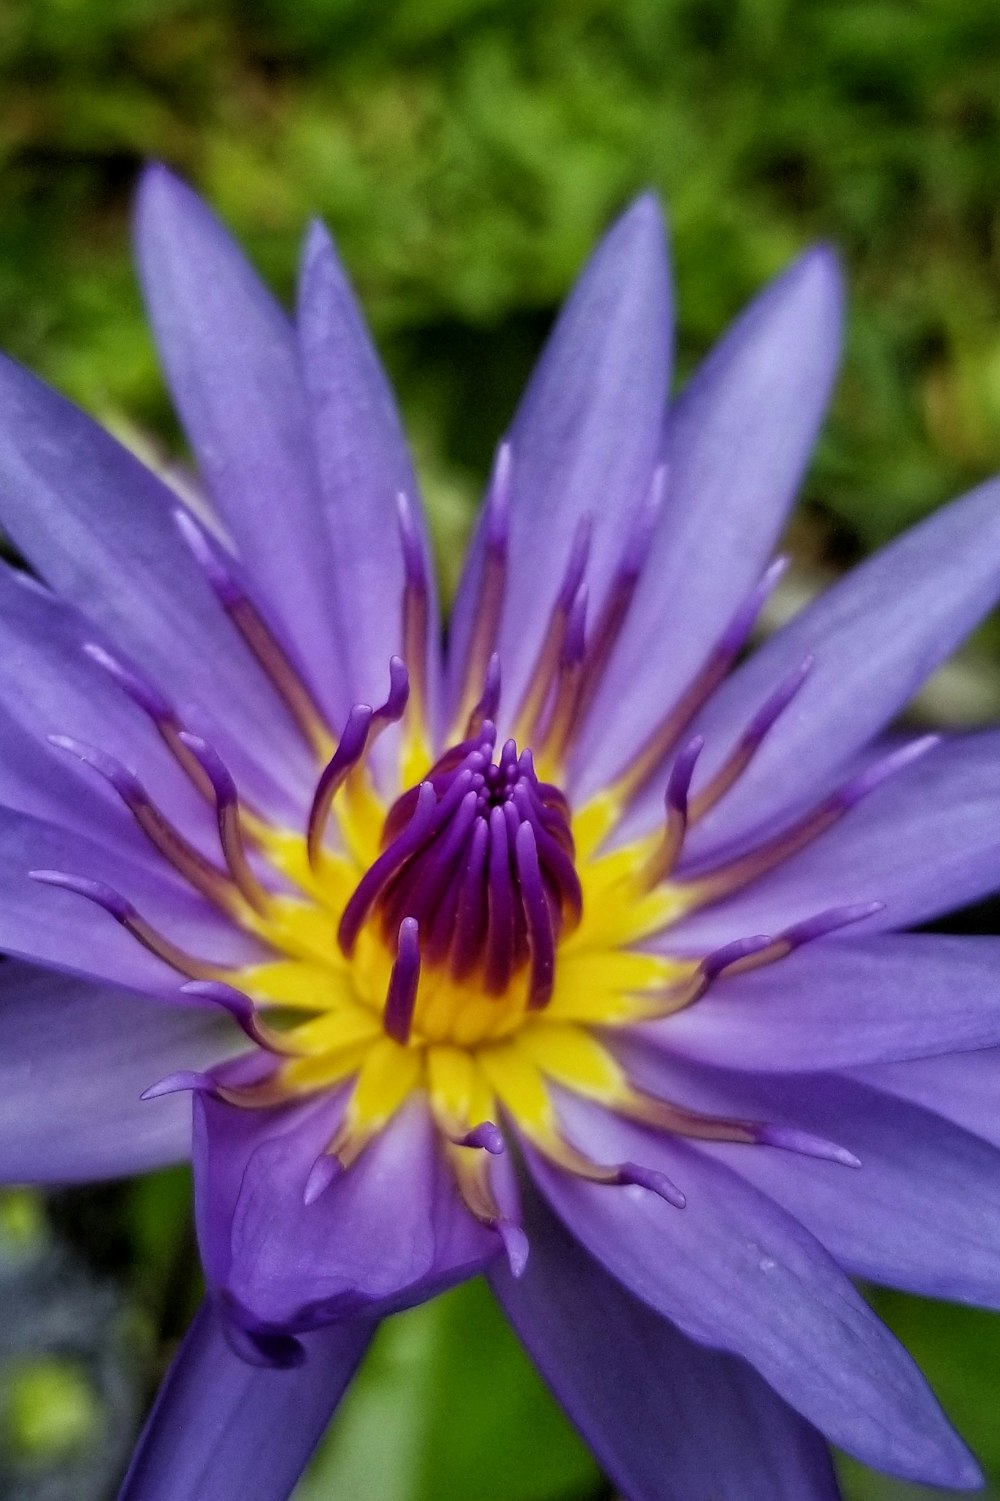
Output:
[{"xmin": 296, "ymin": 1277, "xmax": 601, "ymax": 1501}]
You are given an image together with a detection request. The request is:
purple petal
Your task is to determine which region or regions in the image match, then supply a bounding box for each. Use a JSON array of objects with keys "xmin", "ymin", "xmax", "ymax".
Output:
[
  {"xmin": 852, "ymin": 1050, "xmax": 1000, "ymax": 1151},
  {"xmin": 491, "ymin": 1174, "xmax": 840, "ymax": 1501},
  {"xmin": 448, "ymin": 194, "xmax": 672, "ymax": 726},
  {"xmin": 574, "ymin": 245, "xmax": 843, "ymax": 798},
  {"xmin": 618, "ymin": 1040, "xmax": 1000, "ymax": 1311},
  {"xmin": 117, "ymin": 1299, "xmax": 374, "ymax": 1501},
  {"xmin": 297, "ymin": 222, "xmax": 440, "ymax": 721},
  {"xmin": 194, "ymin": 1091, "xmax": 501, "ymax": 1330},
  {"xmin": 652, "ymin": 934, "xmax": 1000, "ymax": 1071},
  {"xmin": 0, "ymin": 962, "xmax": 235, "ymax": 1182},
  {"xmin": 0, "ymin": 805, "xmax": 263, "ymax": 995},
  {"xmin": 134, "ymin": 165, "xmax": 350, "ymax": 730},
  {"xmin": 668, "ymin": 730, "xmax": 1000, "ymax": 950},
  {"xmin": 0, "ymin": 563, "xmax": 215, "ymax": 847},
  {"xmin": 680, "ymin": 474, "xmax": 1000, "ymax": 859},
  {"xmin": 0, "ymin": 351, "xmax": 314, "ymax": 822},
  {"xmin": 527, "ymin": 1094, "xmax": 980, "ymax": 1487}
]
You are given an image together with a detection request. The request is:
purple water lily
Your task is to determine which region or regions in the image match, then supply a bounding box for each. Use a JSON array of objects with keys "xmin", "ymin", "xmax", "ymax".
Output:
[{"xmin": 1, "ymin": 165, "xmax": 999, "ymax": 1501}]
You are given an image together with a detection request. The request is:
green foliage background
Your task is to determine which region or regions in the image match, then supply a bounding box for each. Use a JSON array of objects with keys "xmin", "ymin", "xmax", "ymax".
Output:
[{"xmin": 1, "ymin": 0, "xmax": 1000, "ymax": 1497}]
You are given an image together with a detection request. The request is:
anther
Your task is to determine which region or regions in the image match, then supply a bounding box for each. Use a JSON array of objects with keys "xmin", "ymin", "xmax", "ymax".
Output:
[
  {"xmin": 177, "ymin": 733, "xmax": 272, "ymax": 915},
  {"xmin": 636, "ymin": 737, "xmax": 704, "ymax": 890},
  {"xmin": 383, "ymin": 917, "xmax": 422, "ymax": 1044}
]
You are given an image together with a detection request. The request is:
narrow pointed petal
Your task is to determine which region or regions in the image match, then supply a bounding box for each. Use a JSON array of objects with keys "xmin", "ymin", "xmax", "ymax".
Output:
[
  {"xmin": 134, "ymin": 165, "xmax": 348, "ymax": 726},
  {"xmin": 619, "ymin": 1042, "xmax": 1000, "ymax": 1311},
  {"xmin": 448, "ymin": 195, "xmax": 672, "ymax": 724},
  {"xmin": 682, "ymin": 474, "xmax": 1000, "ymax": 858},
  {"xmin": 0, "ymin": 806, "xmax": 263, "ymax": 995},
  {"xmin": 491, "ymin": 1175, "xmax": 840, "ymax": 1501},
  {"xmin": 194, "ymin": 1092, "xmax": 501, "ymax": 1331},
  {"xmin": 656, "ymin": 934, "xmax": 1000, "ymax": 1071},
  {"xmin": 0, "ymin": 964, "xmax": 235, "ymax": 1181},
  {"xmin": 117, "ymin": 1299, "xmax": 374, "ymax": 1501},
  {"xmin": 298, "ymin": 222, "xmax": 440, "ymax": 717},
  {"xmin": 528, "ymin": 1095, "xmax": 979, "ymax": 1487},
  {"xmin": 575, "ymin": 246, "xmax": 843, "ymax": 796},
  {"xmin": 669, "ymin": 730, "xmax": 1000, "ymax": 949},
  {"xmin": 0, "ymin": 353, "xmax": 313, "ymax": 820}
]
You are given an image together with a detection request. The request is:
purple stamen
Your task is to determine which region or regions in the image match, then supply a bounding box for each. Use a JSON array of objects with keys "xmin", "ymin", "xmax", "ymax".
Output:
[
  {"xmin": 307, "ymin": 704, "xmax": 374, "ymax": 863},
  {"xmin": 617, "ymin": 1160, "xmax": 687, "ymax": 1209},
  {"xmin": 303, "ymin": 1153, "xmax": 342, "ymax": 1206},
  {"xmin": 82, "ymin": 642, "xmax": 219, "ymax": 804},
  {"xmin": 573, "ymin": 465, "xmax": 667, "ymax": 728},
  {"xmin": 181, "ymin": 979, "xmax": 298, "ymax": 1055},
  {"xmin": 613, "ymin": 556, "xmax": 788, "ymax": 802},
  {"xmin": 484, "ymin": 805, "xmax": 516, "ymax": 994},
  {"xmin": 397, "ymin": 492, "xmax": 430, "ymax": 719},
  {"xmin": 684, "ymin": 735, "xmax": 939, "ymax": 909},
  {"xmin": 637, "ymin": 736, "xmax": 704, "ymax": 890},
  {"xmin": 689, "ymin": 656, "xmax": 814, "ymax": 822},
  {"xmin": 450, "ymin": 818, "xmax": 491, "ymax": 980},
  {"xmin": 178, "ymin": 733, "xmax": 270, "ymax": 913},
  {"xmin": 456, "ymin": 442, "xmax": 511, "ymax": 725},
  {"xmin": 174, "ymin": 507, "xmax": 331, "ymax": 757},
  {"xmin": 339, "ymin": 782, "xmax": 439, "ymax": 955},
  {"xmin": 140, "ymin": 1070, "xmax": 219, "ymax": 1101},
  {"xmin": 455, "ymin": 1121, "xmax": 505, "ymax": 1154},
  {"xmin": 48, "ymin": 734, "xmax": 234, "ymax": 912},
  {"xmin": 28, "ymin": 869, "xmax": 223, "ymax": 979},
  {"xmin": 465, "ymin": 654, "xmax": 502, "ymax": 737},
  {"xmin": 515, "ymin": 822, "xmax": 556, "ymax": 1009},
  {"xmin": 536, "ymin": 583, "xmax": 588, "ymax": 765},
  {"xmin": 383, "ymin": 917, "xmax": 422, "ymax": 1044},
  {"xmin": 512, "ymin": 514, "xmax": 594, "ymax": 741},
  {"xmin": 755, "ymin": 1124, "xmax": 861, "ymax": 1169}
]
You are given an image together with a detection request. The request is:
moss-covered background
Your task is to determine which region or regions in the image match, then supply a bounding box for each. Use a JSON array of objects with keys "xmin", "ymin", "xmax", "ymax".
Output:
[{"xmin": 2, "ymin": 0, "xmax": 1000, "ymax": 1497}]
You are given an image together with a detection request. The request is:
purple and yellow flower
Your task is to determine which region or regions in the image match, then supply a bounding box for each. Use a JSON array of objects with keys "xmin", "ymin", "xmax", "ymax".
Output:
[{"xmin": 1, "ymin": 165, "xmax": 1000, "ymax": 1500}]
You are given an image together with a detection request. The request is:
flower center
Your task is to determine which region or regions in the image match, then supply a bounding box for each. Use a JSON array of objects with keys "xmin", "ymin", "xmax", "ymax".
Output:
[{"xmin": 338, "ymin": 722, "xmax": 582, "ymax": 1045}]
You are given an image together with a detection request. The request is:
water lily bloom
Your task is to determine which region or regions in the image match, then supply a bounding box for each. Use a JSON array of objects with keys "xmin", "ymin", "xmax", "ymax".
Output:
[{"xmin": 2, "ymin": 165, "xmax": 1000, "ymax": 1501}]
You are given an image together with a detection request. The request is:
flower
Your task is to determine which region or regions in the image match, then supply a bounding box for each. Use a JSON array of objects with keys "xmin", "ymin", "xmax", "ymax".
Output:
[{"xmin": 1, "ymin": 164, "xmax": 1000, "ymax": 1501}]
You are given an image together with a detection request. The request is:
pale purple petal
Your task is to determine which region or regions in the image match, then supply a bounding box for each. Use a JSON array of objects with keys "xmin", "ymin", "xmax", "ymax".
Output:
[
  {"xmin": 668, "ymin": 730, "xmax": 1000, "ymax": 950},
  {"xmin": 574, "ymin": 245, "xmax": 843, "ymax": 798},
  {"xmin": 194, "ymin": 1091, "xmax": 500, "ymax": 1331},
  {"xmin": 117, "ymin": 1299, "xmax": 374, "ymax": 1501},
  {"xmin": 527, "ymin": 1095, "xmax": 979, "ymax": 1487},
  {"xmin": 0, "ymin": 962, "xmax": 235, "ymax": 1182},
  {"xmin": 491, "ymin": 1173, "xmax": 840, "ymax": 1501},
  {"xmin": 298, "ymin": 222, "xmax": 440, "ymax": 720},
  {"xmin": 651, "ymin": 934, "xmax": 1000, "ymax": 1071},
  {"xmin": 852, "ymin": 1050, "xmax": 1000, "ymax": 1151},
  {"xmin": 0, "ymin": 805, "xmax": 264, "ymax": 994},
  {"xmin": 134, "ymin": 165, "xmax": 349, "ymax": 728},
  {"xmin": 616, "ymin": 1040, "xmax": 1000, "ymax": 1309},
  {"xmin": 0, "ymin": 352, "xmax": 314, "ymax": 821},
  {"xmin": 448, "ymin": 194, "xmax": 672, "ymax": 726},
  {"xmin": 681, "ymin": 474, "xmax": 1000, "ymax": 859}
]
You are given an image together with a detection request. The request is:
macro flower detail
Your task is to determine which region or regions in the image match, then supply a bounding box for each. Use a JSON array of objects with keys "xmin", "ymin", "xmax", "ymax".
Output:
[{"xmin": 2, "ymin": 166, "xmax": 1000, "ymax": 1501}]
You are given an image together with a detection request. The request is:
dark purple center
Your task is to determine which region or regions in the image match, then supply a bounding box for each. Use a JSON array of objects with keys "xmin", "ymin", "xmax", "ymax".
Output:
[{"xmin": 337, "ymin": 723, "xmax": 582, "ymax": 1010}]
